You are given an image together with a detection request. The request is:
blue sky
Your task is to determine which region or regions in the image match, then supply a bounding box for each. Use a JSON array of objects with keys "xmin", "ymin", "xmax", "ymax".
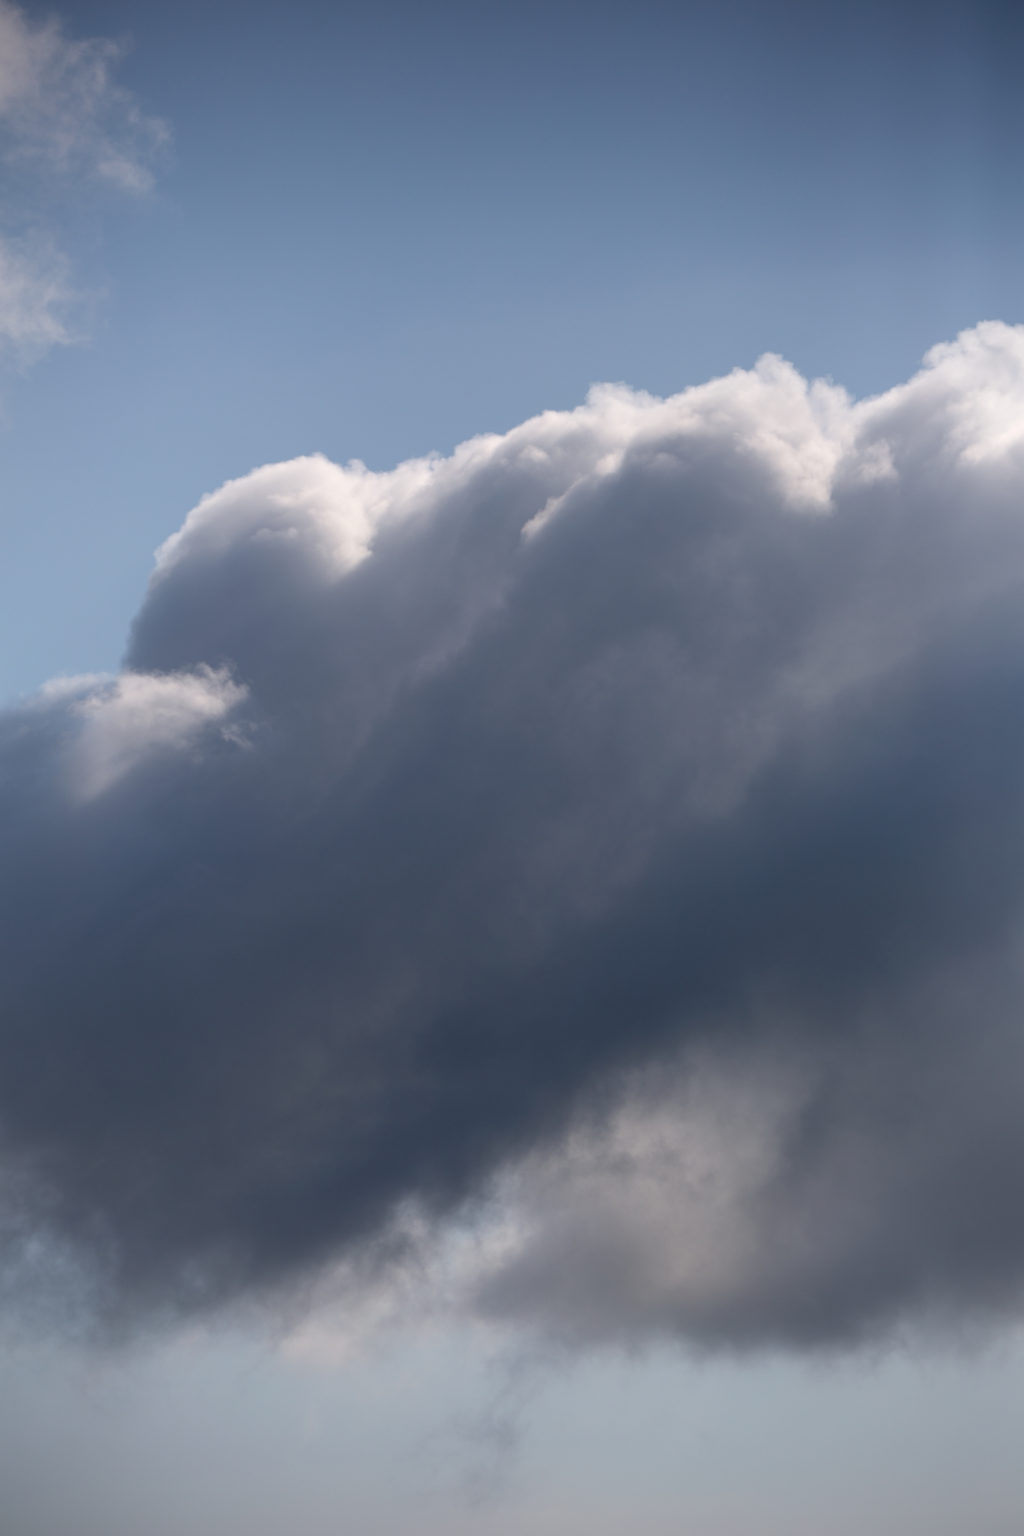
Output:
[
  {"xmin": 3, "ymin": 0, "xmax": 1023, "ymax": 699},
  {"xmin": 5, "ymin": 3, "xmax": 1024, "ymax": 1533}
]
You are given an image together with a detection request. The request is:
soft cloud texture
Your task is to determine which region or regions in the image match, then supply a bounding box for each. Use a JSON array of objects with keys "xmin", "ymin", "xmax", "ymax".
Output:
[
  {"xmin": 0, "ymin": 233, "xmax": 70, "ymax": 352},
  {"xmin": 0, "ymin": 0, "xmax": 166, "ymax": 357},
  {"xmin": 5, "ymin": 323, "xmax": 1024, "ymax": 1351},
  {"xmin": 0, "ymin": 0, "xmax": 165, "ymax": 187}
]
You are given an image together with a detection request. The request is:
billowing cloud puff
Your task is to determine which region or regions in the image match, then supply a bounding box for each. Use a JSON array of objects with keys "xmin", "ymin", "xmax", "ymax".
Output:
[{"xmin": 6, "ymin": 322, "xmax": 1024, "ymax": 1349}]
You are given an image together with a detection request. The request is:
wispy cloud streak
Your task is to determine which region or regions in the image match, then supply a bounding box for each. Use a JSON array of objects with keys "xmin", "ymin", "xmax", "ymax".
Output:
[{"xmin": 0, "ymin": 0, "xmax": 166, "ymax": 357}]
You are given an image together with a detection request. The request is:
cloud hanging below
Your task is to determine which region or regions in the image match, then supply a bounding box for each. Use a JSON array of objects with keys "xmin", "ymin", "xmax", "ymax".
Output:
[
  {"xmin": 6, "ymin": 323, "xmax": 1024, "ymax": 1352},
  {"xmin": 0, "ymin": 0, "xmax": 166, "ymax": 359}
]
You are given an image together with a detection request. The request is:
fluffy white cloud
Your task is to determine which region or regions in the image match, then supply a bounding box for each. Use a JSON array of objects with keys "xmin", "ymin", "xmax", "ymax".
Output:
[{"xmin": 6, "ymin": 323, "xmax": 1024, "ymax": 1352}]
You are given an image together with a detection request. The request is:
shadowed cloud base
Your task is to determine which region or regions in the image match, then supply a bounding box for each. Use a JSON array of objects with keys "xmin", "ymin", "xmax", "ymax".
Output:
[{"xmin": 3, "ymin": 323, "xmax": 1024, "ymax": 1350}]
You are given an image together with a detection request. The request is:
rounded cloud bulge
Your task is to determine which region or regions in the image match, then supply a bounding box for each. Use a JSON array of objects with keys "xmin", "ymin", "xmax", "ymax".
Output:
[{"xmin": 5, "ymin": 321, "xmax": 1024, "ymax": 1349}]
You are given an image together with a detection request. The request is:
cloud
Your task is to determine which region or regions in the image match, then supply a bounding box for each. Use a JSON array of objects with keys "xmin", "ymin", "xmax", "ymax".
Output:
[
  {"xmin": 0, "ymin": 234, "xmax": 71, "ymax": 353},
  {"xmin": 0, "ymin": 0, "xmax": 166, "ymax": 359},
  {"xmin": 0, "ymin": 0, "xmax": 166, "ymax": 188},
  {"xmin": 5, "ymin": 322, "xmax": 1024, "ymax": 1350},
  {"xmin": 68, "ymin": 666, "xmax": 248, "ymax": 800}
]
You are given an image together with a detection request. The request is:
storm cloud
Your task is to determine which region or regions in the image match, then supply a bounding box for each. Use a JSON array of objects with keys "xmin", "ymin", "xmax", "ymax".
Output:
[{"xmin": 5, "ymin": 322, "xmax": 1024, "ymax": 1348}]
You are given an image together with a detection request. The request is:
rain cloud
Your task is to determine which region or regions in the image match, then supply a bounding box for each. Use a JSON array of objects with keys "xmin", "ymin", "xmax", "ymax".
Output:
[{"xmin": 5, "ymin": 322, "xmax": 1024, "ymax": 1349}]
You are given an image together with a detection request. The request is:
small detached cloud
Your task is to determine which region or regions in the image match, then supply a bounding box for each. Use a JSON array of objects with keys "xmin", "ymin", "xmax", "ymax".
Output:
[
  {"xmin": 0, "ymin": 233, "xmax": 70, "ymax": 353},
  {"xmin": 6, "ymin": 323, "xmax": 1024, "ymax": 1354},
  {"xmin": 0, "ymin": 0, "xmax": 167, "ymax": 187},
  {"xmin": 0, "ymin": 0, "xmax": 166, "ymax": 359}
]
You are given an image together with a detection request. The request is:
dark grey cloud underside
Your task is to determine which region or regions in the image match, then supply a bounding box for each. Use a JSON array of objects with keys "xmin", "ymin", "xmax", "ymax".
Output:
[{"xmin": 3, "ymin": 341, "xmax": 1024, "ymax": 1345}]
